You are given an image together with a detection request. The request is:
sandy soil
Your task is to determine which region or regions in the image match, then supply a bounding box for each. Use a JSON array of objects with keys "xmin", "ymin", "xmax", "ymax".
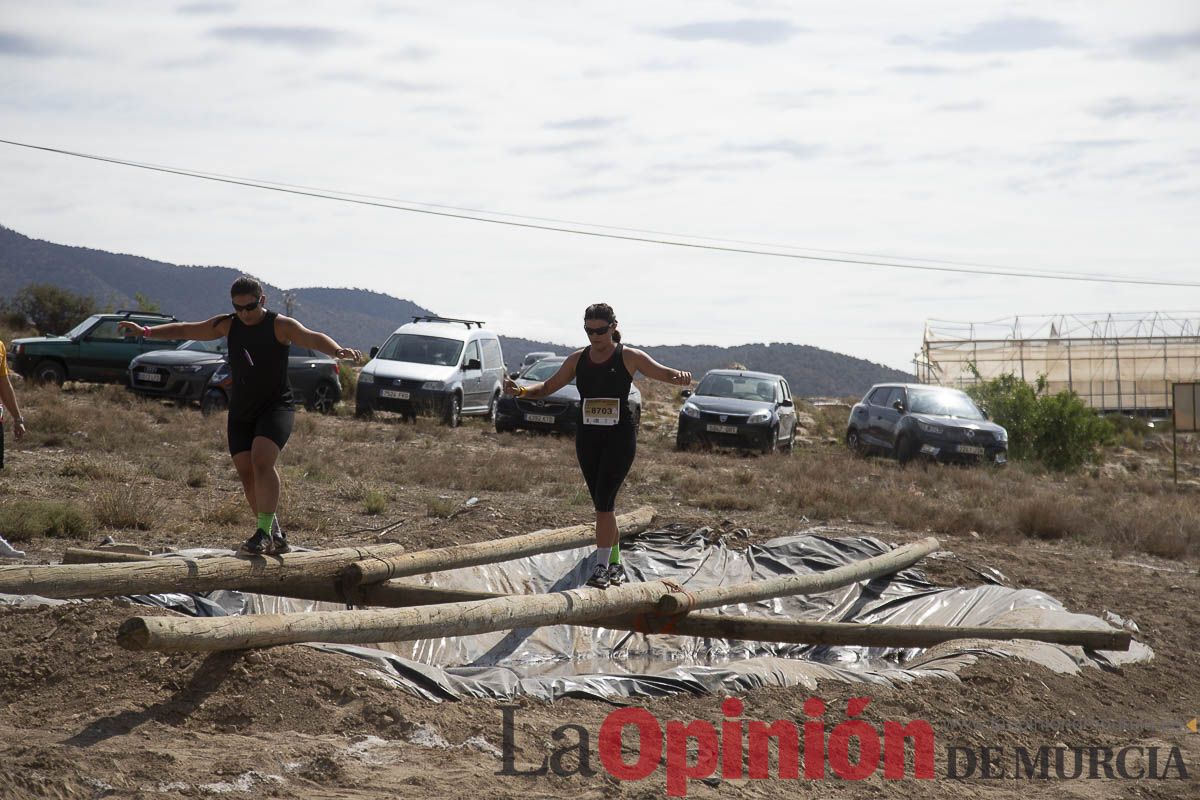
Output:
[{"xmin": 1, "ymin": 386, "xmax": 1198, "ymax": 798}]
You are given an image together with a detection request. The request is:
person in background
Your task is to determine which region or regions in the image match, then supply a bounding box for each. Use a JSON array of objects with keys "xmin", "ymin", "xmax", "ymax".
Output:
[{"xmin": 0, "ymin": 338, "xmax": 29, "ymax": 558}]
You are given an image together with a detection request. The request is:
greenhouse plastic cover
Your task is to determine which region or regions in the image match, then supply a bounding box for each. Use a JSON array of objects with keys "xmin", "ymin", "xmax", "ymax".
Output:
[{"xmin": 1, "ymin": 526, "xmax": 1152, "ymax": 702}]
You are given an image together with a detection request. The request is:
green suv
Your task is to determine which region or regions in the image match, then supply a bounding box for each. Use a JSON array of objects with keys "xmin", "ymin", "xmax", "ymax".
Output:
[{"xmin": 8, "ymin": 311, "xmax": 183, "ymax": 385}]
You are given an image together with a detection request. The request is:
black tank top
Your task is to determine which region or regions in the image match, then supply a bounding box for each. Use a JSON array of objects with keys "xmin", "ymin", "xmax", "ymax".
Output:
[
  {"xmin": 226, "ymin": 310, "xmax": 293, "ymax": 421},
  {"xmin": 575, "ymin": 344, "xmax": 634, "ymax": 428}
]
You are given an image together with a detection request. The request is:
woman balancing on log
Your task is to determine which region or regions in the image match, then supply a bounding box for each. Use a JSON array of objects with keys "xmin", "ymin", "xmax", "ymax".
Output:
[
  {"xmin": 502, "ymin": 303, "xmax": 691, "ymax": 589},
  {"xmin": 117, "ymin": 276, "xmax": 361, "ymax": 556}
]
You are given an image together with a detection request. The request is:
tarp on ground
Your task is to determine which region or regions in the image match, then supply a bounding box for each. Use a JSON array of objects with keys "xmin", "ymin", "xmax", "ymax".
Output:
[{"xmin": 0, "ymin": 526, "xmax": 1152, "ymax": 702}]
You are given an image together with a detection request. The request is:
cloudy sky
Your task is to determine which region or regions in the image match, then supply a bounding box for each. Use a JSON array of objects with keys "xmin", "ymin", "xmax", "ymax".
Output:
[{"xmin": 1, "ymin": 1, "xmax": 1197, "ymax": 369}]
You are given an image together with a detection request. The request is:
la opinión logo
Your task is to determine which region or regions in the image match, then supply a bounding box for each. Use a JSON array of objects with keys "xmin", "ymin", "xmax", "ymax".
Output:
[{"xmin": 498, "ymin": 697, "xmax": 934, "ymax": 797}]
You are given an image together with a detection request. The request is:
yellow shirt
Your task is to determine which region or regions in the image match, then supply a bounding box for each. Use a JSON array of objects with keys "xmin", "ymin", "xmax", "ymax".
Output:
[{"xmin": 0, "ymin": 341, "xmax": 7, "ymax": 377}]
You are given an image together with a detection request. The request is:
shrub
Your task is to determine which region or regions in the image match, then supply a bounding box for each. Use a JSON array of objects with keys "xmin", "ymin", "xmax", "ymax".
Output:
[
  {"xmin": 967, "ymin": 372, "xmax": 1113, "ymax": 471},
  {"xmin": 425, "ymin": 496, "xmax": 457, "ymax": 518},
  {"xmin": 363, "ymin": 489, "xmax": 387, "ymax": 515},
  {"xmin": 0, "ymin": 500, "xmax": 92, "ymax": 540},
  {"xmin": 95, "ymin": 484, "xmax": 163, "ymax": 530},
  {"xmin": 4, "ymin": 284, "xmax": 96, "ymax": 335}
]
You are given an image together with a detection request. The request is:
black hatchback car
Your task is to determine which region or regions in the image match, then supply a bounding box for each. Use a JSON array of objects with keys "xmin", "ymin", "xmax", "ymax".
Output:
[
  {"xmin": 676, "ymin": 369, "xmax": 797, "ymax": 453},
  {"xmin": 494, "ymin": 356, "xmax": 642, "ymax": 434},
  {"xmin": 129, "ymin": 341, "xmax": 342, "ymax": 414},
  {"xmin": 846, "ymin": 383, "xmax": 1008, "ymax": 465}
]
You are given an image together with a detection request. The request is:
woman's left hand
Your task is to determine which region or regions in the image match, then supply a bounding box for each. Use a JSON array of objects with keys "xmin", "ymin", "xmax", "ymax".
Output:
[
  {"xmin": 670, "ymin": 370, "xmax": 692, "ymax": 385},
  {"xmin": 335, "ymin": 348, "xmax": 362, "ymax": 363}
]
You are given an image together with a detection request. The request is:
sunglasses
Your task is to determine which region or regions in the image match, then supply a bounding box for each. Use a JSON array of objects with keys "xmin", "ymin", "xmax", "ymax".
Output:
[
  {"xmin": 584, "ymin": 323, "xmax": 612, "ymax": 336},
  {"xmin": 232, "ymin": 298, "xmax": 261, "ymax": 312}
]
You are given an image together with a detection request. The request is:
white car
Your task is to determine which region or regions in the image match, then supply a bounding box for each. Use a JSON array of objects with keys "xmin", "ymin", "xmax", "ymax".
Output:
[{"xmin": 355, "ymin": 316, "xmax": 506, "ymax": 426}]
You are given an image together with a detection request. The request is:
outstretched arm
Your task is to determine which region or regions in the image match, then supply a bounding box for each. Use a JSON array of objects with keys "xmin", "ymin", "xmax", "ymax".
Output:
[
  {"xmin": 276, "ymin": 316, "xmax": 362, "ymax": 362},
  {"xmin": 117, "ymin": 315, "xmax": 230, "ymax": 342},
  {"xmin": 624, "ymin": 347, "xmax": 691, "ymax": 386},
  {"xmin": 503, "ymin": 351, "xmax": 580, "ymax": 399},
  {"xmin": 0, "ymin": 374, "xmax": 25, "ymax": 440}
]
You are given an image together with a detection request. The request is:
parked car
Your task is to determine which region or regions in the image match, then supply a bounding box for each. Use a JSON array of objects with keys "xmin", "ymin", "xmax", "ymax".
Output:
[
  {"xmin": 130, "ymin": 341, "xmax": 342, "ymax": 414},
  {"xmin": 355, "ymin": 316, "xmax": 505, "ymax": 426},
  {"xmin": 8, "ymin": 311, "xmax": 182, "ymax": 385},
  {"xmin": 676, "ymin": 369, "xmax": 797, "ymax": 453},
  {"xmin": 846, "ymin": 383, "xmax": 1008, "ymax": 465},
  {"xmin": 495, "ymin": 356, "xmax": 642, "ymax": 434},
  {"xmin": 516, "ymin": 351, "xmax": 557, "ymax": 374},
  {"xmin": 198, "ymin": 345, "xmax": 345, "ymax": 417}
]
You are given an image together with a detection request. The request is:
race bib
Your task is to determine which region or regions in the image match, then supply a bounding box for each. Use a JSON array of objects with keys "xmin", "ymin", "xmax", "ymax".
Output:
[{"xmin": 582, "ymin": 398, "xmax": 620, "ymax": 426}]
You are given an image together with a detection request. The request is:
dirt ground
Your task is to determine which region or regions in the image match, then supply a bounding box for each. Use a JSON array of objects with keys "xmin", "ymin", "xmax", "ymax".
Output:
[{"xmin": 1, "ymin": 382, "xmax": 1198, "ymax": 798}]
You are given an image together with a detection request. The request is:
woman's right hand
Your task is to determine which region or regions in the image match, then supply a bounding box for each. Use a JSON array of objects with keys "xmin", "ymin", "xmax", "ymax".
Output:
[
  {"xmin": 116, "ymin": 321, "xmax": 145, "ymax": 337},
  {"xmin": 502, "ymin": 376, "xmax": 520, "ymax": 397}
]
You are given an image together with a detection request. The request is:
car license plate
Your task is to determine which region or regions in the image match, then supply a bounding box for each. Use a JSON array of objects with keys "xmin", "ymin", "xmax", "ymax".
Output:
[
  {"xmin": 136, "ymin": 371, "xmax": 162, "ymax": 383},
  {"xmin": 524, "ymin": 413, "xmax": 555, "ymax": 424},
  {"xmin": 958, "ymin": 444, "xmax": 985, "ymax": 455},
  {"xmin": 380, "ymin": 389, "xmax": 409, "ymax": 400},
  {"xmin": 707, "ymin": 424, "xmax": 738, "ymax": 434}
]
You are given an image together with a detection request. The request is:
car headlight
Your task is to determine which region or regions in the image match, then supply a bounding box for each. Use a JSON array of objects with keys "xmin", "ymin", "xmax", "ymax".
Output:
[
  {"xmin": 747, "ymin": 409, "xmax": 772, "ymax": 425},
  {"xmin": 175, "ymin": 365, "xmax": 205, "ymax": 373},
  {"xmin": 681, "ymin": 402, "xmax": 700, "ymax": 418},
  {"xmin": 357, "ymin": 372, "xmax": 374, "ymax": 385},
  {"xmin": 995, "ymin": 428, "xmax": 1008, "ymax": 442},
  {"xmin": 422, "ymin": 380, "xmax": 445, "ymax": 391},
  {"xmin": 917, "ymin": 421, "xmax": 943, "ymax": 434},
  {"xmin": 209, "ymin": 366, "xmax": 230, "ymax": 385}
]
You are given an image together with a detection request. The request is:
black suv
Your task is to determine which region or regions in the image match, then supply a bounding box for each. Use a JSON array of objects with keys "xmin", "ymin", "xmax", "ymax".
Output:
[
  {"xmin": 8, "ymin": 311, "xmax": 182, "ymax": 385},
  {"xmin": 676, "ymin": 369, "xmax": 797, "ymax": 453},
  {"xmin": 495, "ymin": 356, "xmax": 642, "ymax": 434},
  {"xmin": 846, "ymin": 383, "xmax": 1008, "ymax": 465},
  {"xmin": 130, "ymin": 341, "xmax": 342, "ymax": 414}
]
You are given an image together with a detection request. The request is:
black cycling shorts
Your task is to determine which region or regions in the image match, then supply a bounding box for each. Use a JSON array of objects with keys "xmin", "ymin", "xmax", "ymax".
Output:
[
  {"xmin": 574, "ymin": 424, "xmax": 637, "ymax": 513},
  {"xmin": 227, "ymin": 405, "xmax": 294, "ymax": 456}
]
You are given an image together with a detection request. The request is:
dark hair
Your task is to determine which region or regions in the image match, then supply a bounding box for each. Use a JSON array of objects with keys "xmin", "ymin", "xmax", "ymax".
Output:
[
  {"xmin": 230, "ymin": 276, "xmax": 262, "ymax": 298},
  {"xmin": 584, "ymin": 302, "xmax": 621, "ymax": 343}
]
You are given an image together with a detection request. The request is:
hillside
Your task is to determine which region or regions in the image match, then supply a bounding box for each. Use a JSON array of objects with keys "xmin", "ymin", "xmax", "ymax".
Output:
[{"xmin": 0, "ymin": 225, "xmax": 910, "ymax": 396}]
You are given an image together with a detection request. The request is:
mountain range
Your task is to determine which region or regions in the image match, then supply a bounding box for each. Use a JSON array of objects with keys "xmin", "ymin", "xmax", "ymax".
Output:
[{"xmin": 0, "ymin": 225, "xmax": 910, "ymax": 396}]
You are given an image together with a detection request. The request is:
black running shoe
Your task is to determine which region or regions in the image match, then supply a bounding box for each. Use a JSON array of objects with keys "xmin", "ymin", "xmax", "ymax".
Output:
[
  {"xmin": 606, "ymin": 563, "xmax": 629, "ymax": 586},
  {"xmin": 268, "ymin": 531, "xmax": 291, "ymax": 555},
  {"xmin": 585, "ymin": 562, "xmax": 610, "ymax": 589},
  {"xmin": 238, "ymin": 528, "xmax": 270, "ymax": 556}
]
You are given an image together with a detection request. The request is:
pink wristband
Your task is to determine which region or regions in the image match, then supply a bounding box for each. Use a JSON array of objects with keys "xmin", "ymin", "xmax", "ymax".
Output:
[{"xmin": 142, "ymin": 325, "xmax": 152, "ymax": 337}]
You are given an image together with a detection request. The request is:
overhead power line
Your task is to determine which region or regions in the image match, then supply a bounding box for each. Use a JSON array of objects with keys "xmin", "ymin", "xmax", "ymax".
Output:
[{"xmin": 2, "ymin": 137, "xmax": 1198, "ymax": 289}]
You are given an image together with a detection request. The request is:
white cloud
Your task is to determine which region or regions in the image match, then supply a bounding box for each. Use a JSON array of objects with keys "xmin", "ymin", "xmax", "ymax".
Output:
[{"xmin": 0, "ymin": 0, "xmax": 1196, "ymax": 371}]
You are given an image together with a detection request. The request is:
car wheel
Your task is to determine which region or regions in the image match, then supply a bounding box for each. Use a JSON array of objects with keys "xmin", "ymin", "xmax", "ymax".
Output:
[
  {"xmin": 355, "ymin": 400, "xmax": 373, "ymax": 419},
  {"xmin": 782, "ymin": 430, "xmax": 795, "ymax": 454},
  {"xmin": 34, "ymin": 360, "xmax": 66, "ymax": 386},
  {"xmin": 846, "ymin": 428, "xmax": 865, "ymax": 456},
  {"xmin": 675, "ymin": 428, "xmax": 690, "ymax": 451},
  {"xmin": 761, "ymin": 426, "xmax": 778, "ymax": 455},
  {"xmin": 895, "ymin": 433, "xmax": 918, "ymax": 465},
  {"xmin": 486, "ymin": 391, "xmax": 499, "ymax": 423},
  {"xmin": 443, "ymin": 393, "xmax": 462, "ymax": 427},
  {"xmin": 309, "ymin": 381, "xmax": 338, "ymax": 415},
  {"xmin": 201, "ymin": 389, "xmax": 228, "ymax": 416}
]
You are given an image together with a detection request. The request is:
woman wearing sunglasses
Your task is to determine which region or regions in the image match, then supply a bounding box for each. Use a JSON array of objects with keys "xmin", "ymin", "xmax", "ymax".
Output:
[
  {"xmin": 502, "ymin": 302, "xmax": 691, "ymax": 589},
  {"xmin": 118, "ymin": 276, "xmax": 361, "ymax": 556}
]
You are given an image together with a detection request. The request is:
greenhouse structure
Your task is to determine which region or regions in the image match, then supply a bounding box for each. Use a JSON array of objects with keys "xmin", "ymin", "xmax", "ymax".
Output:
[{"xmin": 916, "ymin": 312, "xmax": 1200, "ymax": 414}]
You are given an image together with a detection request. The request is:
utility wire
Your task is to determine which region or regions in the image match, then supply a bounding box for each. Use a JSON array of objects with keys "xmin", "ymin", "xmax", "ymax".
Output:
[{"xmin": 3, "ymin": 137, "xmax": 1198, "ymax": 289}]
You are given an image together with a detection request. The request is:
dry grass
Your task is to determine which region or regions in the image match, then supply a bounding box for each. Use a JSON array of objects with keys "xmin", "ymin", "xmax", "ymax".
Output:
[
  {"xmin": 1, "ymin": 379, "xmax": 1197, "ymax": 563},
  {"xmin": 0, "ymin": 500, "xmax": 92, "ymax": 541}
]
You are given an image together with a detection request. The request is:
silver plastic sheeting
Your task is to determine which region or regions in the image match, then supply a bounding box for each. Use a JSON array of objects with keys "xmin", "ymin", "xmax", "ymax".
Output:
[
  {"xmin": 234, "ymin": 525, "xmax": 1150, "ymax": 702},
  {"xmin": 4, "ymin": 527, "xmax": 1149, "ymax": 702}
]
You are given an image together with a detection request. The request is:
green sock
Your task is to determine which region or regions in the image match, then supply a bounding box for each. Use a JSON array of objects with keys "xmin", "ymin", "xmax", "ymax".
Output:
[
  {"xmin": 257, "ymin": 511, "xmax": 276, "ymax": 534},
  {"xmin": 609, "ymin": 541, "xmax": 621, "ymax": 565}
]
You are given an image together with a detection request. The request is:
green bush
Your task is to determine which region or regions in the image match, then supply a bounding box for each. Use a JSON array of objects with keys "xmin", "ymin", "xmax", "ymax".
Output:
[
  {"xmin": 4, "ymin": 284, "xmax": 96, "ymax": 335},
  {"xmin": 967, "ymin": 372, "xmax": 1113, "ymax": 471},
  {"xmin": 339, "ymin": 364, "xmax": 357, "ymax": 402},
  {"xmin": 0, "ymin": 500, "xmax": 93, "ymax": 541}
]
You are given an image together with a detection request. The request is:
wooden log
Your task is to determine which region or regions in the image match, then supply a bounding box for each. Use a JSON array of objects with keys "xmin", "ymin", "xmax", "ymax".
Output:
[
  {"xmin": 656, "ymin": 536, "xmax": 941, "ymax": 615},
  {"xmin": 342, "ymin": 505, "xmax": 655, "ymax": 588},
  {"xmin": 117, "ymin": 579, "xmax": 686, "ymax": 652},
  {"xmin": 0, "ymin": 543, "xmax": 408, "ymax": 600},
  {"xmin": 351, "ymin": 583, "xmax": 1132, "ymax": 651},
  {"xmin": 63, "ymin": 548, "xmax": 158, "ymax": 564}
]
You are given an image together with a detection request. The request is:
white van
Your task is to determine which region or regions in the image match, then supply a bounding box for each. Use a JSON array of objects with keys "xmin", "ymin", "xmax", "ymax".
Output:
[{"xmin": 355, "ymin": 316, "xmax": 506, "ymax": 426}]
